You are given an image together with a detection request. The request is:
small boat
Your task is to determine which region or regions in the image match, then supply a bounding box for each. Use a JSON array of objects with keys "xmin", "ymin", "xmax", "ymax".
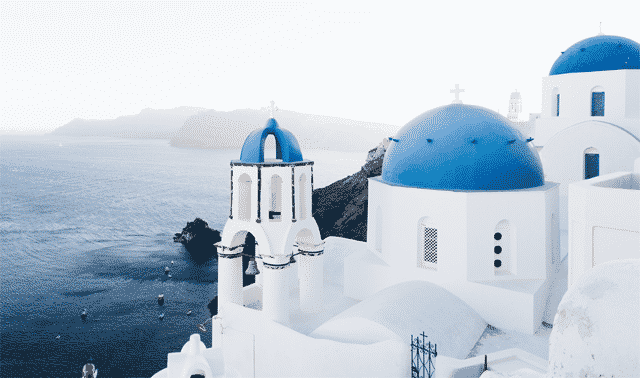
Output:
[
  {"xmin": 159, "ymin": 313, "xmax": 165, "ymax": 320},
  {"xmin": 171, "ymin": 261, "xmax": 174, "ymax": 265},
  {"xmin": 158, "ymin": 294, "xmax": 164, "ymax": 305},
  {"xmin": 81, "ymin": 309, "xmax": 88, "ymax": 318},
  {"xmin": 168, "ymin": 274, "xmax": 172, "ymax": 278},
  {"xmin": 82, "ymin": 362, "xmax": 97, "ymax": 378},
  {"xmin": 165, "ymin": 267, "xmax": 170, "ymax": 274},
  {"xmin": 186, "ymin": 310, "xmax": 192, "ymax": 316},
  {"xmin": 55, "ymin": 335, "xmax": 61, "ymax": 340}
]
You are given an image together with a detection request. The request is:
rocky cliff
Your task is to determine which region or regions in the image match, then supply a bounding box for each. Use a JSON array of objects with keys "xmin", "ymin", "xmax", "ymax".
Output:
[{"xmin": 311, "ymin": 139, "xmax": 387, "ymax": 242}]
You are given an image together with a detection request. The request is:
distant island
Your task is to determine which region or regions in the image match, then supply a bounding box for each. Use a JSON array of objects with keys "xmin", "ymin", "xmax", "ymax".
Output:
[
  {"xmin": 49, "ymin": 106, "xmax": 399, "ymax": 152},
  {"xmin": 50, "ymin": 106, "xmax": 207, "ymax": 139}
]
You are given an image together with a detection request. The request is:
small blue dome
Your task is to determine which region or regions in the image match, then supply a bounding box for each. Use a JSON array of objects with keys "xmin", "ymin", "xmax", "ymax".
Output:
[
  {"xmin": 381, "ymin": 104, "xmax": 544, "ymax": 191},
  {"xmin": 239, "ymin": 118, "xmax": 303, "ymax": 163},
  {"xmin": 549, "ymin": 35, "xmax": 640, "ymax": 76}
]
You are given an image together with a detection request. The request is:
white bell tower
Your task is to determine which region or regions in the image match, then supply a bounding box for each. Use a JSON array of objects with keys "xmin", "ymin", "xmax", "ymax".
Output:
[
  {"xmin": 216, "ymin": 102, "xmax": 324, "ymax": 325},
  {"xmin": 507, "ymin": 90, "xmax": 523, "ymax": 121}
]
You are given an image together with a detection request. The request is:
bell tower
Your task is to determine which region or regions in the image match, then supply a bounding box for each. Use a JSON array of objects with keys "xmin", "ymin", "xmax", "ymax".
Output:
[
  {"xmin": 216, "ymin": 102, "xmax": 324, "ymax": 325},
  {"xmin": 507, "ymin": 90, "xmax": 523, "ymax": 122}
]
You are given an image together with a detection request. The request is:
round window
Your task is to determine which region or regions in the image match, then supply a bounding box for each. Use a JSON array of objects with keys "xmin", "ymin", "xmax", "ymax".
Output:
[
  {"xmin": 494, "ymin": 232, "xmax": 502, "ymax": 241},
  {"xmin": 494, "ymin": 259, "xmax": 502, "ymax": 268},
  {"xmin": 494, "ymin": 246, "xmax": 502, "ymax": 254}
]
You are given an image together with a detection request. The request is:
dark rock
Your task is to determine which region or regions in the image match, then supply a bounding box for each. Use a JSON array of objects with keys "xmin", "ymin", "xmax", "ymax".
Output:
[
  {"xmin": 173, "ymin": 218, "xmax": 221, "ymax": 259},
  {"xmin": 312, "ymin": 148, "xmax": 385, "ymax": 242}
]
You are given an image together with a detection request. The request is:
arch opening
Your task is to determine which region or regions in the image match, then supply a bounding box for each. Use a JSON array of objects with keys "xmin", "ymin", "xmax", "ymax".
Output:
[
  {"xmin": 237, "ymin": 173, "xmax": 252, "ymax": 221},
  {"xmin": 269, "ymin": 174, "xmax": 283, "ymax": 221},
  {"xmin": 263, "ymin": 134, "xmax": 281, "ymax": 161},
  {"xmin": 298, "ymin": 174, "xmax": 308, "ymax": 220}
]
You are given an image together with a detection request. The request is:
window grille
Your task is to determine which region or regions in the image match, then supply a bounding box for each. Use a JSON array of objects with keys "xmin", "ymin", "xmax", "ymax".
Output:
[
  {"xmin": 423, "ymin": 227, "xmax": 437, "ymax": 264},
  {"xmin": 591, "ymin": 92, "xmax": 605, "ymax": 116},
  {"xmin": 556, "ymin": 94, "xmax": 560, "ymax": 116}
]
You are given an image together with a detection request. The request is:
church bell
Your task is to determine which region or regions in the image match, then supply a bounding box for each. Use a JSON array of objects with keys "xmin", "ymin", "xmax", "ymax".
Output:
[{"xmin": 245, "ymin": 257, "xmax": 260, "ymax": 275}]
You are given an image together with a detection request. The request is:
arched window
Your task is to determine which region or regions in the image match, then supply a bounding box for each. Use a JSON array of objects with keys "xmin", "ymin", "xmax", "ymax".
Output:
[
  {"xmin": 238, "ymin": 173, "xmax": 252, "ymax": 221},
  {"xmin": 375, "ymin": 206, "xmax": 383, "ymax": 253},
  {"xmin": 298, "ymin": 173, "xmax": 307, "ymax": 220},
  {"xmin": 418, "ymin": 217, "xmax": 437, "ymax": 270},
  {"xmin": 591, "ymin": 86, "xmax": 605, "ymax": 117},
  {"xmin": 264, "ymin": 134, "xmax": 279, "ymax": 161},
  {"xmin": 494, "ymin": 220, "xmax": 514, "ymax": 275},
  {"xmin": 269, "ymin": 174, "xmax": 282, "ymax": 221},
  {"xmin": 552, "ymin": 88, "xmax": 560, "ymax": 117},
  {"xmin": 584, "ymin": 147, "xmax": 599, "ymax": 179}
]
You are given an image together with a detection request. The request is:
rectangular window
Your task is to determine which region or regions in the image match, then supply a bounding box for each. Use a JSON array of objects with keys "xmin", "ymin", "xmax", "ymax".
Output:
[
  {"xmin": 585, "ymin": 153, "xmax": 599, "ymax": 179},
  {"xmin": 423, "ymin": 227, "xmax": 438, "ymax": 264},
  {"xmin": 591, "ymin": 92, "xmax": 605, "ymax": 116},
  {"xmin": 556, "ymin": 94, "xmax": 560, "ymax": 116}
]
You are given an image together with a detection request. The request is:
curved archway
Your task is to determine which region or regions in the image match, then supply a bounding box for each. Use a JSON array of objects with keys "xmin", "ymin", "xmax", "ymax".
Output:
[
  {"xmin": 269, "ymin": 174, "xmax": 283, "ymax": 221},
  {"xmin": 237, "ymin": 173, "xmax": 252, "ymax": 221},
  {"xmin": 298, "ymin": 173, "xmax": 308, "ymax": 220}
]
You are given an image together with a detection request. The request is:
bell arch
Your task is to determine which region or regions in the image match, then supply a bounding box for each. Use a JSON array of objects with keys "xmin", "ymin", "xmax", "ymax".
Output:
[
  {"xmin": 297, "ymin": 173, "xmax": 308, "ymax": 220},
  {"xmin": 269, "ymin": 174, "xmax": 283, "ymax": 221},
  {"xmin": 237, "ymin": 173, "xmax": 252, "ymax": 221}
]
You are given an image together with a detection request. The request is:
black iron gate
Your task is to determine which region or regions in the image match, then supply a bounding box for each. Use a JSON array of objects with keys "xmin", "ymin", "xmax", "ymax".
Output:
[{"xmin": 411, "ymin": 332, "xmax": 437, "ymax": 378}]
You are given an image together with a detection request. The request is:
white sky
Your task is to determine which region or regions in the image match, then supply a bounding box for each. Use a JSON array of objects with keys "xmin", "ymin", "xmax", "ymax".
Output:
[{"xmin": 2, "ymin": 1, "xmax": 639, "ymax": 134}]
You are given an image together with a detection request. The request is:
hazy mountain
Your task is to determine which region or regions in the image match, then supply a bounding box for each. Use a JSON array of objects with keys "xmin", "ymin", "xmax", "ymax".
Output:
[
  {"xmin": 50, "ymin": 107, "xmax": 207, "ymax": 139},
  {"xmin": 49, "ymin": 106, "xmax": 399, "ymax": 152},
  {"xmin": 170, "ymin": 108, "xmax": 398, "ymax": 152}
]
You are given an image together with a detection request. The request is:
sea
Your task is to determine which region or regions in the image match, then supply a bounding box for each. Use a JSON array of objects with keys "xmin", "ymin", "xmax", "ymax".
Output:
[{"xmin": 0, "ymin": 135, "xmax": 365, "ymax": 377}]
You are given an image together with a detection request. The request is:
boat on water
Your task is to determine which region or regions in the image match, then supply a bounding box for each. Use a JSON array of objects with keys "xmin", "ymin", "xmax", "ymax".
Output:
[{"xmin": 82, "ymin": 362, "xmax": 97, "ymax": 377}]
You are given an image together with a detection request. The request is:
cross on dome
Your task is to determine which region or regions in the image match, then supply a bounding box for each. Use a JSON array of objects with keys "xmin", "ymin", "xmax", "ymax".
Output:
[
  {"xmin": 269, "ymin": 100, "xmax": 279, "ymax": 119},
  {"xmin": 598, "ymin": 22, "xmax": 603, "ymax": 36},
  {"xmin": 450, "ymin": 84, "xmax": 465, "ymax": 104}
]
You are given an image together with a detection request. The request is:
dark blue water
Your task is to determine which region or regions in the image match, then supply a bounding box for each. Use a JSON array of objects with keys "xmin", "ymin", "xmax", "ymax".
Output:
[{"xmin": 0, "ymin": 136, "xmax": 363, "ymax": 377}]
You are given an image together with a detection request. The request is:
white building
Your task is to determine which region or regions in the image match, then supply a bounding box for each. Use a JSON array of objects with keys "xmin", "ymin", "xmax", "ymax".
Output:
[
  {"xmin": 352, "ymin": 103, "xmax": 560, "ymax": 335},
  {"xmin": 152, "ymin": 33, "xmax": 640, "ymax": 378},
  {"xmin": 534, "ymin": 35, "xmax": 640, "ymax": 231},
  {"xmin": 567, "ymin": 157, "xmax": 640, "ymax": 287}
]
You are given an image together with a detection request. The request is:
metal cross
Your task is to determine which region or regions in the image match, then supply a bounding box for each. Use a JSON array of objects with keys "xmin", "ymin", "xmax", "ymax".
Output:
[
  {"xmin": 450, "ymin": 84, "xmax": 465, "ymax": 104},
  {"xmin": 269, "ymin": 100, "xmax": 279, "ymax": 118}
]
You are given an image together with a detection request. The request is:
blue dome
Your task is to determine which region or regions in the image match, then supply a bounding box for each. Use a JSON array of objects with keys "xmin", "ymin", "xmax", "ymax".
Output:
[
  {"xmin": 239, "ymin": 118, "xmax": 303, "ymax": 163},
  {"xmin": 381, "ymin": 104, "xmax": 544, "ymax": 191},
  {"xmin": 549, "ymin": 35, "xmax": 640, "ymax": 76}
]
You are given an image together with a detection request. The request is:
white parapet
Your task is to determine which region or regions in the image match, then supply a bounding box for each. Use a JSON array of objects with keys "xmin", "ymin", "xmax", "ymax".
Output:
[
  {"xmin": 218, "ymin": 254, "xmax": 243, "ymax": 310},
  {"xmin": 262, "ymin": 263, "xmax": 291, "ymax": 325},
  {"xmin": 299, "ymin": 252, "xmax": 324, "ymax": 313}
]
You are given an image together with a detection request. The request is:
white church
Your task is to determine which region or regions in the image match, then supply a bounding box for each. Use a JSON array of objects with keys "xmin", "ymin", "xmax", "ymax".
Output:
[{"xmin": 153, "ymin": 33, "xmax": 640, "ymax": 378}]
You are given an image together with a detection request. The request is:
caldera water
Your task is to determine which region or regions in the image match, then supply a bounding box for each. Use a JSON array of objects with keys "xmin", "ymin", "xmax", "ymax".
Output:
[{"xmin": 0, "ymin": 136, "xmax": 364, "ymax": 377}]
